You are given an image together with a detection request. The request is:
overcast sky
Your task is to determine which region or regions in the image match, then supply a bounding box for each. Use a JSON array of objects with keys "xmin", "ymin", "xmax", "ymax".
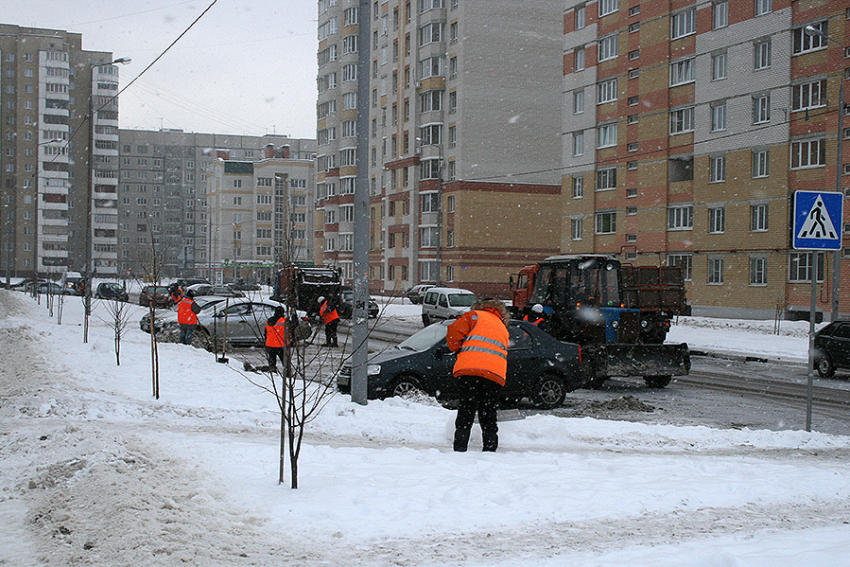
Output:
[{"xmin": 7, "ymin": 0, "xmax": 318, "ymax": 139}]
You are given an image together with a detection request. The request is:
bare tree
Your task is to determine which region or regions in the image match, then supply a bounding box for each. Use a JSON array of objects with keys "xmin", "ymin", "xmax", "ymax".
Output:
[{"xmin": 98, "ymin": 295, "xmax": 132, "ymax": 365}]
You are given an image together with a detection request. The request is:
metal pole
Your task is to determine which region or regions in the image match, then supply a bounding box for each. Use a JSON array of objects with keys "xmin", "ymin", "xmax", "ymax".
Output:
[
  {"xmin": 833, "ymin": 78, "xmax": 844, "ymax": 321},
  {"xmin": 806, "ymin": 252, "xmax": 818, "ymax": 432}
]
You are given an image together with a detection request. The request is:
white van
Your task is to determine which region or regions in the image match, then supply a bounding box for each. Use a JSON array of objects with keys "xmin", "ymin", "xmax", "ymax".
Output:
[{"xmin": 421, "ymin": 287, "xmax": 477, "ymax": 326}]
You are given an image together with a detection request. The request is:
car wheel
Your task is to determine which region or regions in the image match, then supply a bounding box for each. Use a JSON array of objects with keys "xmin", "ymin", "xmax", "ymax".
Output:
[
  {"xmin": 816, "ymin": 355, "xmax": 836, "ymax": 378},
  {"xmin": 644, "ymin": 375, "xmax": 672, "ymax": 388},
  {"xmin": 389, "ymin": 374, "xmax": 424, "ymax": 399},
  {"xmin": 422, "ymin": 313, "xmax": 431, "ymax": 327},
  {"xmin": 534, "ymin": 373, "xmax": 566, "ymax": 410}
]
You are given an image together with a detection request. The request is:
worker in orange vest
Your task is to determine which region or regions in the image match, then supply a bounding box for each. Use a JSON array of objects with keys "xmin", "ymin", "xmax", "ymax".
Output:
[
  {"xmin": 523, "ymin": 303, "xmax": 546, "ymax": 330},
  {"xmin": 318, "ymin": 295, "xmax": 340, "ymax": 347},
  {"xmin": 265, "ymin": 305, "xmax": 291, "ymax": 373},
  {"xmin": 446, "ymin": 299, "xmax": 510, "ymax": 452},
  {"xmin": 177, "ymin": 290, "xmax": 200, "ymax": 345}
]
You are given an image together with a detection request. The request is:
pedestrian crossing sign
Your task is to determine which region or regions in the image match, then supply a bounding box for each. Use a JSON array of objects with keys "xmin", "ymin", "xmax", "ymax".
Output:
[{"xmin": 793, "ymin": 191, "xmax": 843, "ymax": 250}]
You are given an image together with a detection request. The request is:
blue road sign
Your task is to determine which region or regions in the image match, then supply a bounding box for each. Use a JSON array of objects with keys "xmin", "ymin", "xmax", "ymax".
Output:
[{"xmin": 793, "ymin": 191, "xmax": 844, "ymax": 251}]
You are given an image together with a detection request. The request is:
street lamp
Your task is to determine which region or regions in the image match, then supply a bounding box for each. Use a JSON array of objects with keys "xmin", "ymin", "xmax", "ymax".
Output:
[{"xmin": 804, "ymin": 25, "xmax": 845, "ymax": 321}]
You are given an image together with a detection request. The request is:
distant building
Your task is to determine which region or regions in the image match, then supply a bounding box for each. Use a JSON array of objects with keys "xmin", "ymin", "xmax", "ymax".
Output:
[{"xmin": 117, "ymin": 130, "xmax": 315, "ymax": 281}]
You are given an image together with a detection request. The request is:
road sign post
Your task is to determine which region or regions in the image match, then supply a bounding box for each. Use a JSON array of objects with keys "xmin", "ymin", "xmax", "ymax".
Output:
[{"xmin": 793, "ymin": 191, "xmax": 844, "ymax": 432}]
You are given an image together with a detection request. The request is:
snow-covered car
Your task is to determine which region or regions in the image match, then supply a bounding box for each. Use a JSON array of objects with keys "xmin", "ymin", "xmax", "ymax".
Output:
[
  {"xmin": 338, "ymin": 319, "xmax": 583, "ymax": 409},
  {"xmin": 185, "ymin": 283, "xmax": 245, "ymax": 298}
]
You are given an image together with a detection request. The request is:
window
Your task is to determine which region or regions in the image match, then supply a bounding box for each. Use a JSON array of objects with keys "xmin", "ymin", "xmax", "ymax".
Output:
[
  {"xmin": 750, "ymin": 257, "xmax": 767, "ymax": 285},
  {"xmin": 572, "ymin": 131, "xmax": 584, "ymax": 157},
  {"xmin": 668, "ymin": 254, "xmax": 693, "ymax": 281},
  {"xmin": 574, "ymin": 47, "xmax": 585, "ymax": 71},
  {"xmin": 750, "ymin": 203, "xmax": 769, "ymax": 231},
  {"xmin": 448, "ymin": 91, "xmax": 457, "ymax": 113},
  {"xmin": 597, "ymin": 78, "xmax": 617, "ymax": 103},
  {"xmin": 418, "ymin": 56, "xmax": 443, "ymax": 79},
  {"xmin": 596, "ymin": 167, "xmax": 617, "ymax": 190},
  {"xmin": 709, "ymin": 156, "xmax": 726, "ymax": 182},
  {"xmin": 344, "ymin": 6, "xmax": 359, "ymax": 25},
  {"xmin": 792, "ymin": 80, "xmax": 826, "ymax": 111},
  {"xmin": 342, "ymin": 34, "xmax": 358, "ymax": 54},
  {"xmin": 599, "ymin": 34, "xmax": 618, "ymax": 62},
  {"xmin": 628, "ymin": 96, "xmax": 639, "ymax": 106},
  {"xmin": 626, "ymin": 206, "xmax": 637, "ymax": 216},
  {"xmin": 790, "ymin": 138, "xmax": 826, "ymax": 169},
  {"xmin": 708, "ymin": 207, "xmax": 725, "ymax": 234},
  {"xmin": 752, "ymin": 149, "xmax": 770, "ymax": 178},
  {"xmin": 670, "ymin": 58, "xmax": 695, "ymax": 85},
  {"xmin": 669, "ymin": 156, "xmax": 694, "ymax": 181},
  {"xmin": 670, "ymin": 107, "xmax": 695, "ymax": 134},
  {"xmin": 789, "ymin": 251, "xmax": 824, "ymax": 282},
  {"xmin": 671, "ymin": 8, "xmax": 696, "ymax": 39},
  {"xmin": 420, "ymin": 89, "xmax": 442, "ymax": 112},
  {"xmin": 755, "ymin": 0, "xmax": 772, "ymax": 17},
  {"xmin": 599, "ymin": 0, "xmax": 617, "ymax": 17},
  {"xmin": 420, "ymin": 226, "xmax": 439, "ymax": 247},
  {"xmin": 420, "ymin": 158, "xmax": 441, "ymax": 179},
  {"xmin": 629, "ymin": 49, "xmax": 640, "ymax": 60},
  {"xmin": 419, "ymin": 123, "xmax": 442, "ymax": 145},
  {"xmin": 419, "ymin": 22, "xmax": 443, "ymax": 45},
  {"xmin": 750, "ymin": 40, "xmax": 772, "ymax": 73},
  {"xmin": 342, "ymin": 120, "xmax": 357, "ymax": 137},
  {"xmin": 572, "ymin": 176, "xmax": 584, "ymax": 198},
  {"xmin": 711, "ymin": 102, "xmax": 727, "ymax": 132},
  {"xmin": 668, "ymin": 205, "xmax": 693, "ymax": 230},
  {"xmin": 576, "ymin": 4, "xmax": 586, "ymax": 29},
  {"xmin": 598, "ymin": 124, "xmax": 617, "ymax": 148},
  {"xmin": 573, "ymin": 89, "xmax": 585, "ymax": 114},
  {"xmin": 713, "ymin": 1, "xmax": 728, "ymax": 29},
  {"xmin": 571, "ymin": 218, "xmax": 583, "ymax": 240},
  {"xmin": 753, "ymin": 93, "xmax": 770, "ymax": 124},
  {"xmin": 596, "ymin": 211, "xmax": 616, "ymax": 234},
  {"xmin": 629, "ymin": 69, "xmax": 640, "ymax": 79},
  {"xmin": 708, "ymin": 257, "xmax": 724, "ymax": 284},
  {"xmin": 629, "ymin": 22, "xmax": 640, "ymax": 33},
  {"xmin": 342, "ymin": 64, "xmax": 357, "ymax": 82},
  {"xmin": 793, "ymin": 22, "xmax": 827, "ymax": 55}
]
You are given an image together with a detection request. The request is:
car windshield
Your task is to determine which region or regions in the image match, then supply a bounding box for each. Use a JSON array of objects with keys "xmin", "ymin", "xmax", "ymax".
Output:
[
  {"xmin": 396, "ymin": 323, "xmax": 447, "ymax": 351},
  {"xmin": 448, "ymin": 293, "xmax": 477, "ymax": 307}
]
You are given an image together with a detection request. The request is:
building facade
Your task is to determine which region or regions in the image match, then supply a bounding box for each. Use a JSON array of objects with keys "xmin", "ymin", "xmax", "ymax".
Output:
[
  {"xmin": 117, "ymin": 130, "xmax": 315, "ymax": 281},
  {"xmin": 0, "ymin": 24, "xmax": 120, "ymax": 280},
  {"xmin": 316, "ymin": 0, "xmax": 565, "ymax": 296},
  {"xmin": 562, "ymin": 0, "xmax": 849, "ymax": 319}
]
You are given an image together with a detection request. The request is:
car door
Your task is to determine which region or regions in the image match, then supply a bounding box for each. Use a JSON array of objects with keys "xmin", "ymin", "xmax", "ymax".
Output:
[
  {"xmin": 828, "ymin": 322, "xmax": 850, "ymax": 369},
  {"xmin": 504, "ymin": 324, "xmax": 538, "ymax": 399},
  {"xmin": 427, "ymin": 338, "xmax": 458, "ymax": 396},
  {"xmin": 217, "ymin": 303, "xmax": 252, "ymax": 343}
]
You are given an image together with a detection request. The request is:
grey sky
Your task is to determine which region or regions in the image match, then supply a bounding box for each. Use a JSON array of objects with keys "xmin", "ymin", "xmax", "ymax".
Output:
[{"xmin": 6, "ymin": 0, "xmax": 318, "ymax": 138}]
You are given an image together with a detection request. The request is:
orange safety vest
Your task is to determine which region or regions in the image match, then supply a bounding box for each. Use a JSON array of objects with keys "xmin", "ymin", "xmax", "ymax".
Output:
[
  {"xmin": 265, "ymin": 316, "xmax": 288, "ymax": 348},
  {"xmin": 177, "ymin": 298, "xmax": 198, "ymax": 325},
  {"xmin": 523, "ymin": 314, "xmax": 544, "ymax": 326},
  {"xmin": 320, "ymin": 301, "xmax": 339, "ymax": 325},
  {"xmin": 451, "ymin": 309, "xmax": 509, "ymax": 386}
]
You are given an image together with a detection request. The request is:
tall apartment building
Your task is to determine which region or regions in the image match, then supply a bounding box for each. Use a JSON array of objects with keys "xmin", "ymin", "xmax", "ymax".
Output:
[
  {"xmin": 117, "ymin": 130, "xmax": 315, "ymax": 281},
  {"xmin": 206, "ymin": 151, "xmax": 316, "ymax": 284},
  {"xmin": 0, "ymin": 24, "xmax": 121, "ymax": 280},
  {"xmin": 562, "ymin": 0, "xmax": 849, "ymax": 320},
  {"xmin": 317, "ymin": 0, "xmax": 565, "ymax": 297}
]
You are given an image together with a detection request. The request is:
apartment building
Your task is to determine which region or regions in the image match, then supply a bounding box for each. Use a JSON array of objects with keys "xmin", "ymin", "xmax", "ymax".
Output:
[
  {"xmin": 206, "ymin": 151, "xmax": 316, "ymax": 284},
  {"xmin": 0, "ymin": 24, "xmax": 121, "ymax": 280},
  {"xmin": 317, "ymin": 0, "xmax": 565, "ymax": 297},
  {"xmin": 117, "ymin": 130, "xmax": 315, "ymax": 281},
  {"xmin": 562, "ymin": 0, "xmax": 849, "ymax": 319}
]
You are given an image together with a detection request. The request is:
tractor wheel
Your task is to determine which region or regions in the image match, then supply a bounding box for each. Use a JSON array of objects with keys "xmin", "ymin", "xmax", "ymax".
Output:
[{"xmin": 644, "ymin": 375, "xmax": 672, "ymax": 388}]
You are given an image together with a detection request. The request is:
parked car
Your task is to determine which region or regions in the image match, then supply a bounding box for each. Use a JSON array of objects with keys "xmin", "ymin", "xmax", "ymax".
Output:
[
  {"xmin": 338, "ymin": 319, "xmax": 583, "ymax": 409},
  {"xmin": 337, "ymin": 286, "xmax": 379, "ymax": 319},
  {"xmin": 61, "ymin": 272, "xmax": 85, "ymax": 296},
  {"xmin": 814, "ymin": 320, "xmax": 850, "ymax": 377},
  {"xmin": 29, "ymin": 281, "xmax": 76, "ymax": 296},
  {"xmin": 180, "ymin": 298, "xmax": 311, "ymax": 348},
  {"xmin": 140, "ymin": 296, "xmax": 228, "ymax": 333},
  {"xmin": 174, "ymin": 278, "xmax": 210, "ymax": 290},
  {"xmin": 406, "ymin": 284, "xmax": 435, "ymax": 304},
  {"xmin": 139, "ymin": 285, "xmax": 171, "ymax": 307},
  {"xmin": 421, "ymin": 287, "xmax": 477, "ymax": 326},
  {"xmin": 186, "ymin": 283, "xmax": 245, "ymax": 298},
  {"xmin": 95, "ymin": 282, "xmax": 129, "ymax": 302},
  {"xmin": 229, "ymin": 278, "xmax": 261, "ymax": 291}
]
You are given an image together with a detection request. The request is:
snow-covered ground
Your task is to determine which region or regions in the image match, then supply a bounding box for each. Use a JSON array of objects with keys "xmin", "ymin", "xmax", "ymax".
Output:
[{"xmin": 1, "ymin": 289, "xmax": 849, "ymax": 566}]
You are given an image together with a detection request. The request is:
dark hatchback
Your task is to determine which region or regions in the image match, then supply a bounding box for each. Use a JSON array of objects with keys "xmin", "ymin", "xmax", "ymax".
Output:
[
  {"xmin": 337, "ymin": 286, "xmax": 379, "ymax": 319},
  {"xmin": 813, "ymin": 320, "xmax": 850, "ymax": 377},
  {"xmin": 139, "ymin": 285, "xmax": 171, "ymax": 307},
  {"xmin": 95, "ymin": 282, "xmax": 129, "ymax": 302},
  {"xmin": 338, "ymin": 319, "xmax": 584, "ymax": 409}
]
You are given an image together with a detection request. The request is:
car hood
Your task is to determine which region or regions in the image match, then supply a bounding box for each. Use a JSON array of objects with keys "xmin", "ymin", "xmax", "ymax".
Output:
[{"xmin": 367, "ymin": 343, "xmax": 444, "ymax": 365}]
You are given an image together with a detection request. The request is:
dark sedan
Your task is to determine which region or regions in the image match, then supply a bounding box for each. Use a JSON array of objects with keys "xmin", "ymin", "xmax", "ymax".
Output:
[
  {"xmin": 338, "ymin": 319, "xmax": 584, "ymax": 409},
  {"xmin": 814, "ymin": 320, "xmax": 850, "ymax": 377},
  {"xmin": 95, "ymin": 282, "xmax": 129, "ymax": 302}
]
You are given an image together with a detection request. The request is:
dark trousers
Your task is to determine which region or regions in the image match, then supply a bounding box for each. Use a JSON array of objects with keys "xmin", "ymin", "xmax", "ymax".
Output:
[
  {"xmin": 454, "ymin": 375, "xmax": 501, "ymax": 452},
  {"xmin": 267, "ymin": 347, "xmax": 288, "ymax": 373},
  {"xmin": 324, "ymin": 319, "xmax": 339, "ymax": 346},
  {"xmin": 179, "ymin": 324, "xmax": 195, "ymax": 345}
]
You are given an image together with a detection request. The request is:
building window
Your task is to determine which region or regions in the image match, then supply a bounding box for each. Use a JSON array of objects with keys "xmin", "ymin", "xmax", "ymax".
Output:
[
  {"xmin": 789, "ymin": 251, "xmax": 824, "ymax": 282},
  {"xmin": 709, "ymin": 156, "xmax": 726, "ymax": 183},
  {"xmin": 668, "ymin": 254, "xmax": 693, "ymax": 281},
  {"xmin": 596, "ymin": 167, "xmax": 617, "ymax": 190},
  {"xmin": 595, "ymin": 211, "xmax": 616, "ymax": 234},
  {"xmin": 752, "ymin": 149, "xmax": 770, "ymax": 178},
  {"xmin": 671, "ymin": 8, "xmax": 696, "ymax": 40},
  {"xmin": 713, "ymin": 1, "xmax": 728, "ymax": 29},
  {"xmin": 574, "ymin": 47, "xmax": 585, "ymax": 72},
  {"xmin": 792, "ymin": 80, "xmax": 826, "ymax": 112},
  {"xmin": 628, "ymin": 49, "xmax": 640, "ymax": 61},
  {"xmin": 667, "ymin": 205, "xmax": 693, "ymax": 230},
  {"xmin": 598, "ymin": 0, "xmax": 617, "ymax": 17},
  {"xmin": 572, "ymin": 176, "xmax": 584, "ymax": 198},
  {"xmin": 711, "ymin": 102, "xmax": 727, "ymax": 132},
  {"xmin": 571, "ymin": 217, "xmax": 583, "ymax": 240},
  {"xmin": 708, "ymin": 207, "xmax": 725, "ymax": 234},
  {"xmin": 669, "ymin": 156, "xmax": 694, "ymax": 181},
  {"xmin": 573, "ymin": 89, "xmax": 585, "ymax": 114},
  {"xmin": 597, "ymin": 124, "xmax": 617, "ymax": 148},
  {"xmin": 597, "ymin": 78, "xmax": 617, "ymax": 104},
  {"xmin": 670, "ymin": 58, "xmax": 695, "ymax": 86},
  {"xmin": 599, "ymin": 34, "xmax": 618, "ymax": 62},
  {"xmin": 790, "ymin": 139, "xmax": 826, "ymax": 169},
  {"xmin": 793, "ymin": 21, "xmax": 827, "ymax": 54},
  {"xmin": 755, "ymin": 0, "xmax": 772, "ymax": 16},
  {"xmin": 753, "ymin": 93, "xmax": 770, "ymax": 124},
  {"xmin": 707, "ymin": 257, "xmax": 724, "ymax": 284},
  {"xmin": 670, "ymin": 107, "xmax": 695, "ymax": 134},
  {"xmin": 754, "ymin": 39, "xmax": 771, "ymax": 70},
  {"xmin": 750, "ymin": 203, "xmax": 769, "ymax": 231},
  {"xmin": 572, "ymin": 131, "xmax": 584, "ymax": 157},
  {"xmin": 575, "ymin": 4, "xmax": 586, "ymax": 29},
  {"xmin": 750, "ymin": 257, "xmax": 768, "ymax": 285}
]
